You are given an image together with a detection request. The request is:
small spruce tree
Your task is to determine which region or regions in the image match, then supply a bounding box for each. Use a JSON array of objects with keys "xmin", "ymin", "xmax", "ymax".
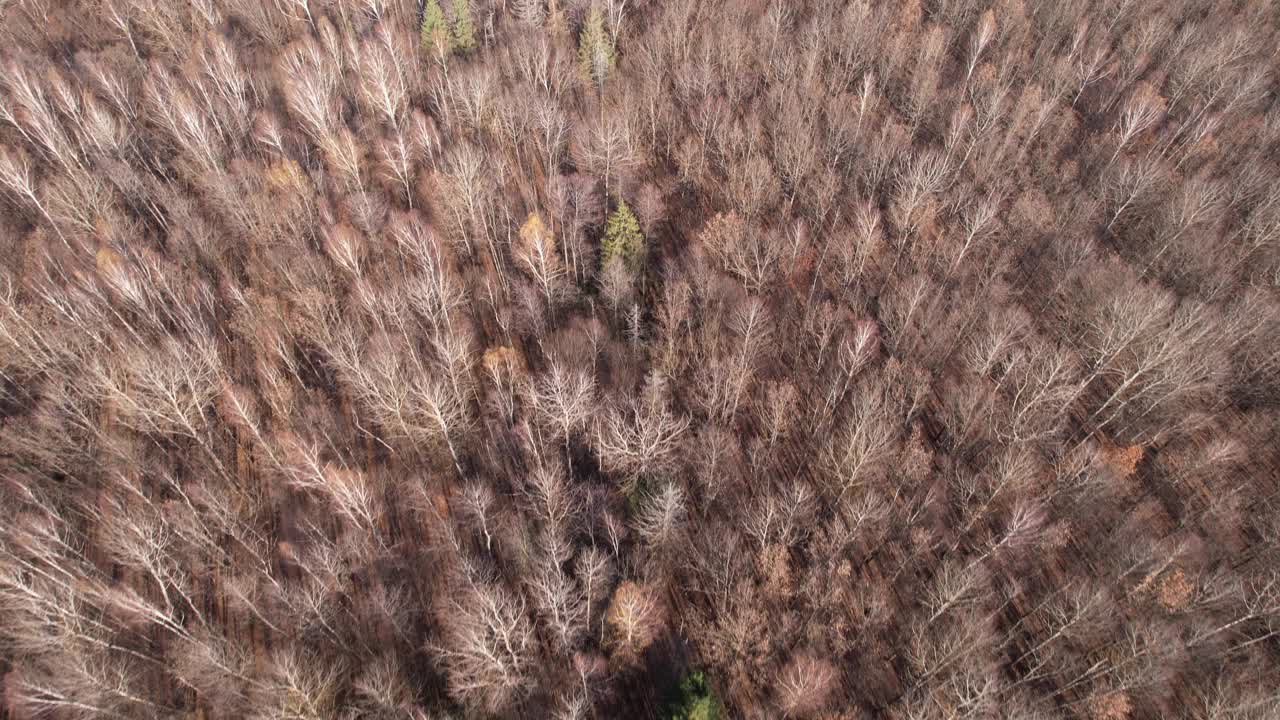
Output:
[
  {"xmin": 450, "ymin": 0, "xmax": 477, "ymax": 53},
  {"xmin": 420, "ymin": 0, "xmax": 448, "ymax": 53},
  {"xmin": 602, "ymin": 200, "xmax": 645, "ymax": 270},
  {"xmin": 666, "ymin": 672, "xmax": 723, "ymax": 720},
  {"xmin": 578, "ymin": 3, "xmax": 615, "ymax": 88}
]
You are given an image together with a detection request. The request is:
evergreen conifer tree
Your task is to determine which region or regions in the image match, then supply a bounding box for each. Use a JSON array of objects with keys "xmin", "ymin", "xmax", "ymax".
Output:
[
  {"xmin": 666, "ymin": 672, "xmax": 723, "ymax": 720},
  {"xmin": 420, "ymin": 0, "xmax": 447, "ymax": 52},
  {"xmin": 450, "ymin": 0, "xmax": 477, "ymax": 53},
  {"xmin": 602, "ymin": 200, "xmax": 645, "ymax": 269},
  {"xmin": 578, "ymin": 3, "xmax": 615, "ymax": 88}
]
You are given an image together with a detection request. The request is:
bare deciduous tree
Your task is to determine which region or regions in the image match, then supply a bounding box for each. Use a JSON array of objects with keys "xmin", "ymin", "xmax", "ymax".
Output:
[
  {"xmin": 516, "ymin": 212, "xmax": 571, "ymax": 312},
  {"xmin": 777, "ymin": 653, "xmax": 839, "ymax": 718},
  {"xmin": 596, "ymin": 372, "xmax": 691, "ymax": 484},
  {"xmin": 1108, "ymin": 83, "xmax": 1164, "ymax": 168},
  {"xmin": 634, "ymin": 481, "xmax": 688, "ymax": 554},
  {"xmin": 526, "ymin": 554, "xmax": 587, "ymax": 653},
  {"xmin": 531, "ymin": 360, "xmax": 595, "ymax": 475},
  {"xmin": 606, "ymin": 580, "xmax": 663, "ymax": 658},
  {"xmin": 572, "ymin": 111, "xmax": 637, "ymax": 196},
  {"xmin": 823, "ymin": 382, "xmax": 897, "ymax": 502},
  {"xmin": 434, "ymin": 577, "xmax": 534, "ymax": 713},
  {"xmin": 701, "ymin": 212, "xmax": 781, "ymax": 294}
]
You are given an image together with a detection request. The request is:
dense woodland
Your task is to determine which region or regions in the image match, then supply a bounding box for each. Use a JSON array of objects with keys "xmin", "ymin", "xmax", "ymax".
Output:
[{"xmin": 1, "ymin": 0, "xmax": 1279, "ymax": 718}]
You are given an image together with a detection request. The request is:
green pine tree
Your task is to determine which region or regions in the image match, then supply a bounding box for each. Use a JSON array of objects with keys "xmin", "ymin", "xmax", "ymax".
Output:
[
  {"xmin": 666, "ymin": 672, "xmax": 723, "ymax": 720},
  {"xmin": 449, "ymin": 0, "xmax": 477, "ymax": 54},
  {"xmin": 602, "ymin": 200, "xmax": 645, "ymax": 269},
  {"xmin": 420, "ymin": 0, "xmax": 447, "ymax": 53},
  {"xmin": 577, "ymin": 3, "xmax": 615, "ymax": 88}
]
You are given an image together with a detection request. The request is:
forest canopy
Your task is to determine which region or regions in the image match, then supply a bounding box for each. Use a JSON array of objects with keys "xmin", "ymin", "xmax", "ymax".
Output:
[{"xmin": 0, "ymin": 0, "xmax": 1279, "ymax": 718}]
